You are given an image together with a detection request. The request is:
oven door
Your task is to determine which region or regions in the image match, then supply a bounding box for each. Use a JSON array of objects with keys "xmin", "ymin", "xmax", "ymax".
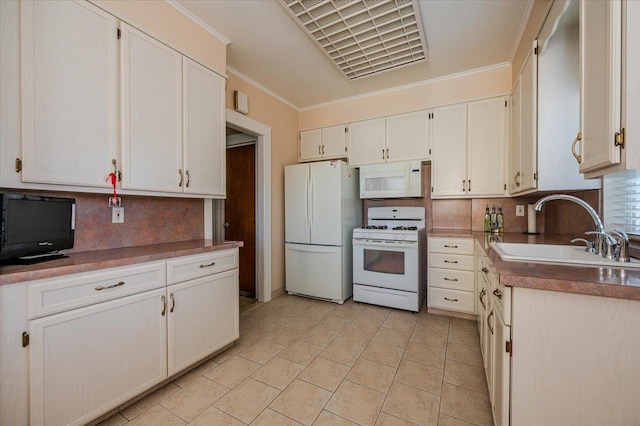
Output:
[{"xmin": 353, "ymin": 239, "xmax": 418, "ymax": 292}]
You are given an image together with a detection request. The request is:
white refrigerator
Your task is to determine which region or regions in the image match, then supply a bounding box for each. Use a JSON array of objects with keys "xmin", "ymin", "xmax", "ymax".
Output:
[{"xmin": 285, "ymin": 160, "xmax": 361, "ymax": 303}]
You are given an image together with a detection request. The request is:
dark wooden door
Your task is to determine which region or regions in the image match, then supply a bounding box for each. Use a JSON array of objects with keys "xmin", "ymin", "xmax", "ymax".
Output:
[{"xmin": 225, "ymin": 143, "xmax": 256, "ymax": 297}]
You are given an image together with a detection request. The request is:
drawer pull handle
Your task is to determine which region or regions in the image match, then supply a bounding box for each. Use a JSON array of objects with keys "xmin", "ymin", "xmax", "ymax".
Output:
[
  {"xmin": 95, "ymin": 281, "xmax": 125, "ymax": 291},
  {"xmin": 481, "ymin": 267, "xmax": 489, "ymax": 273},
  {"xmin": 161, "ymin": 295, "xmax": 166, "ymax": 316},
  {"xmin": 487, "ymin": 310, "xmax": 495, "ymax": 334},
  {"xmin": 444, "ymin": 297, "xmax": 459, "ymax": 302},
  {"xmin": 170, "ymin": 293, "xmax": 175, "ymax": 313},
  {"xmin": 444, "ymin": 277, "xmax": 459, "ymax": 282},
  {"xmin": 199, "ymin": 262, "xmax": 216, "ymax": 268},
  {"xmin": 493, "ymin": 289, "xmax": 503, "ymax": 300},
  {"xmin": 444, "ymin": 245, "xmax": 458, "ymax": 248},
  {"xmin": 479, "ymin": 288, "xmax": 486, "ymax": 309},
  {"xmin": 444, "ymin": 260, "xmax": 458, "ymax": 264}
]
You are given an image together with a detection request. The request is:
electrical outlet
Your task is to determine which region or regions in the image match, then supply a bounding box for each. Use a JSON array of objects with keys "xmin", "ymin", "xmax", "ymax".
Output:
[
  {"xmin": 516, "ymin": 205, "xmax": 525, "ymax": 217},
  {"xmin": 112, "ymin": 207, "xmax": 124, "ymax": 224}
]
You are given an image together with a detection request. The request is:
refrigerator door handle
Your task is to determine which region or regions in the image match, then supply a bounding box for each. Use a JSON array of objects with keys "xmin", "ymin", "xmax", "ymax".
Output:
[
  {"xmin": 309, "ymin": 175, "xmax": 314, "ymax": 235},
  {"xmin": 304, "ymin": 174, "xmax": 311, "ymax": 235}
]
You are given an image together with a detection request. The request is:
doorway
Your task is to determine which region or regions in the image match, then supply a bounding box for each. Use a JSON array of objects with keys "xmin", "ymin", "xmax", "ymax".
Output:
[
  {"xmin": 217, "ymin": 109, "xmax": 272, "ymax": 304},
  {"xmin": 225, "ymin": 133, "xmax": 257, "ymax": 308}
]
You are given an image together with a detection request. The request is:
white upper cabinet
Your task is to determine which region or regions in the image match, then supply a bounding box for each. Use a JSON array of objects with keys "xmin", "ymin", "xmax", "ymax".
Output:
[
  {"xmin": 348, "ymin": 118, "xmax": 386, "ymax": 166},
  {"xmin": 299, "ymin": 129, "xmax": 323, "ymax": 161},
  {"xmin": 431, "ymin": 103, "xmax": 467, "ymax": 197},
  {"xmin": 467, "ymin": 97, "xmax": 507, "ymax": 196},
  {"xmin": 579, "ymin": 0, "xmax": 622, "ymax": 174},
  {"xmin": 385, "ymin": 110, "xmax": 430, "ymax": 162},
  {"xmin": 432, "ymin": 98, "xmax": 507, "ymax": 199},
  {"xmin": 510, "ymin": 47, "xmax": 537, "ymax": 194},
  {"xmin": 120, "ymin": 23, "xmax": 183, "ymax": 193},
  {"xmin": 579, "ymin": 0, "xmax": 639, "ymax": 178},
  {"xmin": 121, "ymin": 25, "xmax": 226, "ymax": 197},
  {"xmin": 348, "ymin": 113, "xmax": 429, "ymax": 166},
  {"xmin": 299, "ymin": 125, "xmax": 346, "ymax": 162},
  {"xmin": 322, "ymin": 125, "xmax": 348, "ymax": 158},
  {"xmin": 183, "ymin": 58, "xmax": 226, "ymax": 196},
  {"xmin": 20, "ymin": 0, "xmax": 118, "ymax": 187}
]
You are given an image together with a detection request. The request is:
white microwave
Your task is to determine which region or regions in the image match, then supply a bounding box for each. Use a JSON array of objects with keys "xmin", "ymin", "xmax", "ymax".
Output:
[{"xmin": 359, "ymin": 160, "xmax": 423, "ymax": 199}]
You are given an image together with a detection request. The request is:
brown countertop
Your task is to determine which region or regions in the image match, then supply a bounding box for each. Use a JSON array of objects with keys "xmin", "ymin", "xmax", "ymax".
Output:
[
  {"xmin": 428, "ymin": 230, "xmax": 640, "ymax": 301},
  {"xmin": 0, "ymin": 240, "xmax": 244, "ymax": 286}
]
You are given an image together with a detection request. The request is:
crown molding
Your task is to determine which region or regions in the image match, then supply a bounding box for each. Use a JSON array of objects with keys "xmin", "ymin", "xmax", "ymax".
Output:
[
  {"xmin": 227, "ymin": 67, "xmax": 299, "ymax": 111},
  {"xmin": 165, "ymin": 0, "xmax": 230, "ymax": 45}
]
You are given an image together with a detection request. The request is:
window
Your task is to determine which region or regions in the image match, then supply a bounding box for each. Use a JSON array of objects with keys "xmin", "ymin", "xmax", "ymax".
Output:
[{"xmin": 603, "ymin": 169, "xmax": 640, "ymax": 237}]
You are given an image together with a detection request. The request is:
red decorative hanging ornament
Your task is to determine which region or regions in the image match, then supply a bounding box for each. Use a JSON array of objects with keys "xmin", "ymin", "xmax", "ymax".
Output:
[{"xmin": 106, "ymin": 172, "xmax": 121, "ymax": 207}]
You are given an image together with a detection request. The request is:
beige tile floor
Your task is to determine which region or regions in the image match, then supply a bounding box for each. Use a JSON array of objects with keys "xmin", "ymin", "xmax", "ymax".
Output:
[{"xmin": 99, "ymin": 294, "xmax": 493, "ymax": 426}]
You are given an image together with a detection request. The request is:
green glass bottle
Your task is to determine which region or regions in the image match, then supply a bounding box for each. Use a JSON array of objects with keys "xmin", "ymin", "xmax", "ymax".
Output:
[
  {"xmin": 484, "ymin": 205, "xmax": 491, "ymax": 232},
  {"xmin": 497, "ymin": 205, "xmax": 504, "ymax": 233}
]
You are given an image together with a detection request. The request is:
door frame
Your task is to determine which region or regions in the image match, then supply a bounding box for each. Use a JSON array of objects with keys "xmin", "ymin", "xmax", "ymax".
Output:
[{"xmin": 206, "ymin": 109, "xmax": 272, "ymax": 303}]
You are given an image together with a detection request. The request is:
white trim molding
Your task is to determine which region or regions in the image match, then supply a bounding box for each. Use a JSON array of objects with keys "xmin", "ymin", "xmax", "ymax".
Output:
[
  {"xmin": 227, "ymin": 67, "xmax": 299, "ymax": 111},
  {"xmin": 165, "ymin": 0, "xmax": 230, "ymax": 45},
  {"xmin": 300, "ymin": 62, "xmax": 511, "ymax": 111},
  {"xmin": 225, "ymin": 109, "xmax": 272, "ymax": 303}
]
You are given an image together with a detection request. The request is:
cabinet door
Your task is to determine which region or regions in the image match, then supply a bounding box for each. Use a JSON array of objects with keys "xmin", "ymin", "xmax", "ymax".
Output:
[
  {"xmin": 21, "ymin": 0, "xmax": 117, "ymax": 187},
  {"xmin": 299, "ymin": 129, "xmax": 322, "ymax": 161},
  {"xmin": 321, "ymin": 125, "xmax": 347, "ymax": 159},
  {"xmin": 29, "ymin": 289, "xmax": 167, "ymax": 426},
  {"xmin": 183, "ymin": 58, "xmax": 226, "ymax": 196},
  {"xmin": 492, "ymin": 307, "xmax": 510, "ymax": 426},
  {"xmin": 386, "ymin": 111, "xmax": 430, "ymax": 162},
  {"xmin": 168, "ymin": 270, "xmax": 239, "ymax": 375},
  {"xmin": 510, "ymin": 82, "xmax": 522, "ymax": 194},
  {"xmin": 467, "ymin": 97, "xmax": 507, "ymax": 196},
  {"xmin": 520, "ymin": 48, "xmax": 538, "ymax": 192},
  {"xmin": 121, "ymin": 23, "xmax": 183, "ymax": 192},
  {"xmin": 431, "ymin": 104, "xmax": 467, "ymax": 197},
  {"xmin": 579, "ymin": 0, "xmax": 622, "ymax": 173},
  {"xmin": 347, "ymin": 118, "xmax": 386, "ymax": 166}
]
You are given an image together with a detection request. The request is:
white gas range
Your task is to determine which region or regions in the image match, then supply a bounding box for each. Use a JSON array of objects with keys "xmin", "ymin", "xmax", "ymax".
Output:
[{"xmin": 352, "ymin": 207, "xmax": 426, "ymax": 312}]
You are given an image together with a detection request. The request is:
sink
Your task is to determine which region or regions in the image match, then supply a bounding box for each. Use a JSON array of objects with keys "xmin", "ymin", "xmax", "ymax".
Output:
[{"xmin": 491, "ymin": 242, "xmax": 640, "ymax": 268}]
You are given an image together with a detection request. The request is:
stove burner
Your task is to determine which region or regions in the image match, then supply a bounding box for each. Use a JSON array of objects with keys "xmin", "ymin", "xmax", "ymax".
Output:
[
  {"xmin": 393, "ymin": 226, "xmax": 418, "ymax": 231},
  {"xmin": 363, "ymin": 225, "xmax": 388, "ymax": 230}
]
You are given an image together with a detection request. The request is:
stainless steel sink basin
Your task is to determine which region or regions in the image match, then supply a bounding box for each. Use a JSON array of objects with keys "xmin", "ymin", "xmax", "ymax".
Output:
[{"xmin": 491, "ymin": 242, "xmax": 640, "ymax": 268}]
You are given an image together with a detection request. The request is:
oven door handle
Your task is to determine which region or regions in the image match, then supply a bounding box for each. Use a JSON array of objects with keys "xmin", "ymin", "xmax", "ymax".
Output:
[{"xmin": 353, "ymin": 239, "xmax": 418, "ymax": 248}]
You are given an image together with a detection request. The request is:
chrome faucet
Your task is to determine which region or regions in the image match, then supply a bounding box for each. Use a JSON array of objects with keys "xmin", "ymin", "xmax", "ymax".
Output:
[{"xmin": 533, "ymin": 194, "xmax": 609, "ymax": 257}]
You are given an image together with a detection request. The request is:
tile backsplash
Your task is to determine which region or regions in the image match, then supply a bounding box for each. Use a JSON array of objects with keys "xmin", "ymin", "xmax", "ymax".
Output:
[
  {"xmin": 5, "ymin": 190, "xmax": 204, "ymax": 253},
  {"xmin": 363, "ymin": 163, "xmax": 601, "ymax": 236}
]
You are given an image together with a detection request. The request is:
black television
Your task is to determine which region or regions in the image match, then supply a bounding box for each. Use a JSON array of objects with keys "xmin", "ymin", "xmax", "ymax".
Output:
[{"xmin": 0, "ymin": 193, "xmax": 75, "ymax": 262}]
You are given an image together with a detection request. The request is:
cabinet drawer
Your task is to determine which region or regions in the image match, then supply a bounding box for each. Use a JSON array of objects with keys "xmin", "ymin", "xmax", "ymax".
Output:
[
  {"xmin": 429, "ymin": 237, "xmax": 474, "ymax": 255},
  {"xmin": 28, "ymin": 262, "xmax": 166, "ymax": 319},
  {"xmin": 167, "ymin": 249, "xmax": 238, "ymax": 285},
  {"xmin": 429, "ymin": 253, "xmax": 474, "ymax": 271},
  {"xmin": 429, "ymin": 288, "xmax": 475, "ymax": 313},
  {"xmin": 429, "ymin": 268, "xmax": 474, "ymax": 291}
]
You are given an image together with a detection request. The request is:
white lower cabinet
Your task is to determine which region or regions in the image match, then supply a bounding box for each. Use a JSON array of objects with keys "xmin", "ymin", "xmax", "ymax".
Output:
[
  {"xmin": 168, "ymin": 269, "xmax": 239, "ymax": 375},
  {"xmin": 29, "ymin": 288, "xmax": 167, "ymax": 426},
  {"xmin": 428, "ymin": 237, "xmax": 476, "ymax": 314},
  {"xmin": 1, "ymin": 248, "xmax": 239, "ymax": 426}
]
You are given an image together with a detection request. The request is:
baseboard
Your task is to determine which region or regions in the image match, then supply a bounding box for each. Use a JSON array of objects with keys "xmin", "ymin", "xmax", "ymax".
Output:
[
  {"xmin": 428, "ymin": 307, "xmax": 478, "ymax": 321},
  {"xmin": 271, "ymin": 287, "xmax": 286, "ymax": 299}
]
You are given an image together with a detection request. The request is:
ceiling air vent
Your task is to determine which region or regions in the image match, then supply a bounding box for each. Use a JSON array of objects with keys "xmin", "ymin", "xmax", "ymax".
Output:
[{"xmin": 280, "ymin": 0, "xmax": 429, "ymax": 80}]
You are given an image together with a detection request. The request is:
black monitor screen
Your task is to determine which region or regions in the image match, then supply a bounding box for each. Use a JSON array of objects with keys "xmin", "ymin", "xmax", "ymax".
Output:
[{"xmin": 6, "ymin": 198, "xmax": 74, "ymax": 244}]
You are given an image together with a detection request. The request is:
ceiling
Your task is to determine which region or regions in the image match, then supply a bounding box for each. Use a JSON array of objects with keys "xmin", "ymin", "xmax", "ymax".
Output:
[{"xmin": 175, "ymin": 0, "xmax": 532, "ymax": 110}]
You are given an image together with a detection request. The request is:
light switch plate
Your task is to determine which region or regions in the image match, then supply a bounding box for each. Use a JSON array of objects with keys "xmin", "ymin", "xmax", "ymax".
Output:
[
  {"xmin": 112, "ymin": 207, "xmax": 124, "ymax": 223},
  {"xmin": 516, "ymin": 205, "xmax": 525, "ymax": 216}
]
